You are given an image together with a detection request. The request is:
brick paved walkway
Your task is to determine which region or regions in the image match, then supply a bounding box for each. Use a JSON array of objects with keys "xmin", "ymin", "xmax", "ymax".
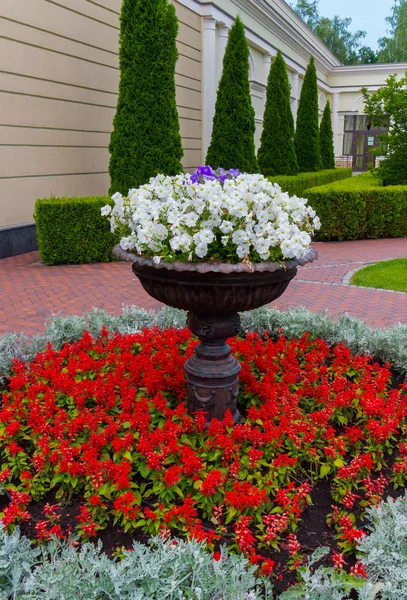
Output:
[{"xmin": 0, "ymin": 238, "xmax": 406, "ymax": 335}]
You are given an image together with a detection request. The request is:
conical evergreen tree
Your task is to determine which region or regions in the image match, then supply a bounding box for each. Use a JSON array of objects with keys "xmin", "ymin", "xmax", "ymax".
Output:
[
  {"xmin": 295, "ymin": 56, "xmax": 322, "ymax": 172},
  {"xmin": 320, "ymin": 101, "xmax": 336, "ymax": 170},
  {"xmin": 109, "ymin": 0, "xmax": 183, "ymax": 195},
  {"xmin": 206, "ymin": 17, "xmax": 258, "ymax": 172},
  {"xmin": 258, "ymin": 51, "xmax": 297, "ymax": 176}
]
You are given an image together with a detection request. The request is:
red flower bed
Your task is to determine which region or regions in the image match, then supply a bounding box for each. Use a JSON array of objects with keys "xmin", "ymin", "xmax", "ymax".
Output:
[{"xmin": 1, "ymin": 327, "xmax": 406, "ymax": 580}]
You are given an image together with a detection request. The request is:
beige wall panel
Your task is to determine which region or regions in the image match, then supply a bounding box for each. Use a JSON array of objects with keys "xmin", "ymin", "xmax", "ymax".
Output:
[
  {"xmin": 182, "ymin": 149, "xmax": 202, "ymax": 169},
  {"xmin": 0, "ymin": 39, "xmax": 119, "ymax": 92},
  {"xmin": 0, "ymin": 147, "xmax": 109, "ymax": 178},
  {"xmin": 182, "ymin": 138, "xmax": 201, "ymax": 150},
  {"xmin": 0, "ymin": 17, "xmax": 118, "ymax": 68},
  {"xmin": 44, "ymin": 0, "xmax": 120, "ymax": 28},
  {"xmin": 178, "ymin": 106, "xmax": 201, "ymax": 122},
  {"xmin": 1, "ymin": 0, "xmax": 119, "ymax": 53},
  {"xmin": 1, "ymin": 173, "xmax": 110, "ymax": 227},
  {"xmin": 0, "ymin": 93, "xmax": 114, "ymax": 131},
  {"xmin": 0, "ymin": 126, "xmax": 110, "ymax": 147},
  {"xmin": 172, "ymin": 2, "xmax": 201, "ymax": 31},
  {"xmin": 85, "ymin": 0, "xmax": 120, "ymax": 13},
  {"xmin": 0, "ymin": 0, "xmax": 203, "ymax": 226},
  {"xmin": 176, "ymin": 86, "xmax": 201, "ymax": 111},
  {"xmin": 177, "ymin": 54, "xmax": 201, "ymax": 81},
  {"xmin": 0, "ymin": 72, "xmax": 117, "ymax": 108},
  {"xmin": 178, "ymin": 40, "xmax": 201, "ymax": 63},
  {"xmin": 178, "ymin": 22, "xmax": 202, "ymax": 51},
  {"xmin": 175, "ymin": 73, "xmax": 201, "ymax": 92},
  {"xmin": 179, "ymin": 118, "xmax": 201, "ymax": 140}
]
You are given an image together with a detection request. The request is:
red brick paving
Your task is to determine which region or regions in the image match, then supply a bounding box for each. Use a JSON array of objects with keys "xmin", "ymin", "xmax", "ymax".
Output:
[{"xmin": 0, "ymin": 238, "xmax": 406, "ymax": 335}]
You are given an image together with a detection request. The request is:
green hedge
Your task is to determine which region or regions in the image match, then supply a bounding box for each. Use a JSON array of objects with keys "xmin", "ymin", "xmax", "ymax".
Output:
[
  {"xmin": 35, "ymin": 197, "xmax": 118, "ymax": 265},
  {"xmin": 305, "ymin": 172, "xmax": 407, "ymax": 241},
  {"xmin": 269, "ymin": 168, "xmax": 352, "ymax": 196}
]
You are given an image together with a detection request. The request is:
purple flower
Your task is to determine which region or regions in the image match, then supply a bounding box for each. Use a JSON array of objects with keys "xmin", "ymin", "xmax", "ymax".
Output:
[{"xmin": 190, "ymin": 165, "xmax": 241, "ymax": 186}]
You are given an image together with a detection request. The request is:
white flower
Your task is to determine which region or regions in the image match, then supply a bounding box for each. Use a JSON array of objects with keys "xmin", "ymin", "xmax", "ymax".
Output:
[
  {"xmin": 101, "ymin": 204, "xmax": 112, "ymax": 216},
  {"xmin": 183, "ymin": 212, "xmax": 199, "ymax": 227},
  {"xmin": 195, "ymin": 242, "xmax": 208, "ymax": 258},
  {"xmin": 232, "ymin": 230, "xmax": 248, "ymax": 245},
  {"xmin": 219, "ymin": 220, "xmax": 234, "ymax": 234}
]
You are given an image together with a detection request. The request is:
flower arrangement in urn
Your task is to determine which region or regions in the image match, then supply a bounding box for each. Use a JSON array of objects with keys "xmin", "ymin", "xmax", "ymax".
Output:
[
  {"xmin": 102, "ymin": 166, "xmax": 320, "ymax": 424},
  {"xmin": 102, "ymin": 165, "xmax": 320, "ymax": 266}
]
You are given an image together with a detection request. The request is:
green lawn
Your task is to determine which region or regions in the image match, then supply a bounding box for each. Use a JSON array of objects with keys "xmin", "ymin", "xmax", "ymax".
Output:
[{"xmin": 350, "ymin": 258, "xmax": 407, "ymax": 292}]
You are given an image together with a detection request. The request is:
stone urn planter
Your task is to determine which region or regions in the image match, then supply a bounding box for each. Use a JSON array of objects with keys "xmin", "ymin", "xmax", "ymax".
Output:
[{"xmin": 114, "ymin": 245, "xmax": 317, "ymax": 424}]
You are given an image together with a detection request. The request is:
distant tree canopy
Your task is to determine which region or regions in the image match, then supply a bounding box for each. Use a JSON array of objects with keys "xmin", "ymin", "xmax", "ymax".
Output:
[
  {"xmin": 378, "ymin": 0, "xmax": 407, "ymax": 63},
  {"xmin": 291, "ymin": 0, "xmax": 377, "ymax": 65}
]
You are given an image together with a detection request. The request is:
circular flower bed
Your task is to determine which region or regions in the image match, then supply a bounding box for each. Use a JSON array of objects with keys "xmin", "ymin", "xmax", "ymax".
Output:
[{"xmin": 1, "ymin": 328, "xmax": 406, "ymax": 586}]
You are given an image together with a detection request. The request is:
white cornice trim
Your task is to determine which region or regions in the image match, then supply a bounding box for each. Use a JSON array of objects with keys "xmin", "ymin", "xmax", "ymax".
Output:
[
  {"xmin": 174, "ymin": 0, "xmax": 203, "ymax": 13},
  {"xmin": 206, "ymin": 0, "xmax": 340, "ymax": 74},
  {"xmin": 250, "ymin": 80, "xmax": 266, "ymax": 92},
  {"xmin": 331, "ymin": 62, "xmax": 407, "ymax": 75}
]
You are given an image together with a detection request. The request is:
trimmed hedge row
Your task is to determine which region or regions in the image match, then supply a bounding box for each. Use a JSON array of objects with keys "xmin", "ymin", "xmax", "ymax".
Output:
[
  {"xmin": 35, "ymin": 197, "xmax": 118, "ymax": 265},
  {"xmin": 269, "ymin": 168, "xmax": 352, "ymax": 196},
  {"xmin": 305, "ymin": 172, "xmax": 407, "ymax": 241}
]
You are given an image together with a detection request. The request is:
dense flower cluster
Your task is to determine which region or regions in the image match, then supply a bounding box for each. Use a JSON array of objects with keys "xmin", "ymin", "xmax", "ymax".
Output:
[
  {"xmin": 0, "ymin": 328, "xmax": 406, "ymax": 577},
  {"xmin": 102, "ymin": 167, "xmax": 320, "ymax": 264}
]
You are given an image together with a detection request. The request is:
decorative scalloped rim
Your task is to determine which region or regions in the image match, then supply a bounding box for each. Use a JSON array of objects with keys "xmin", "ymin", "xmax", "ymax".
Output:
[{"xmin": 113, "ymin": 245, "xmax": 318, "ymax": 274}]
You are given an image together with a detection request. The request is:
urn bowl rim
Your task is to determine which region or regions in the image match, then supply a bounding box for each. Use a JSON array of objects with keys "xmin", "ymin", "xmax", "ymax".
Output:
[{"xmin": 113, "ymin": 245, "xmax": 317, "ymax": 274}]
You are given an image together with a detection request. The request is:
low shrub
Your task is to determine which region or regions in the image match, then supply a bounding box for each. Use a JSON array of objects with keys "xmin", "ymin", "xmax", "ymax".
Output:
[
  {"xmin": 305, "ymin": 172, "xmax": 407, "ymax": 241},
  {"xmin": 269, "ymin": 168, "xmax": 352, "ymax": 197},
  {"xmin": 0, "ymin": 528, "xmax": 271, "ymax": 599},
  {"xmin": 34, "ymin": 197, "xmax": 118, "ymax": 265}
]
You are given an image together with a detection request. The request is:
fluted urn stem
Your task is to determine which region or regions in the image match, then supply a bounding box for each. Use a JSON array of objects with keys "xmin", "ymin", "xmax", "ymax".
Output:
[{"xmin": 184, "ymin": 311, "xmax": 242, "ymax": 425}]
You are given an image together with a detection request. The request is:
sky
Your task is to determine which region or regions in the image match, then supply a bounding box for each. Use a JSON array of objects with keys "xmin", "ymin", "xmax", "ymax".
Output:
[{"xmin": 318, "ymin": 0, "xmax": 394, "ymax": 50}]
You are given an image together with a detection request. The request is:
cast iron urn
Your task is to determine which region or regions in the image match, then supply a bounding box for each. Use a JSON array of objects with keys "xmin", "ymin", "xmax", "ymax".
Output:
[{"xmin": 115, "ymin": 246, "xmax": 317, "ymax": 425}]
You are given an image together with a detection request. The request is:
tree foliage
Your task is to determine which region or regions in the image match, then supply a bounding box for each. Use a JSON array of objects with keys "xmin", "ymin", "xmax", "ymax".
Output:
[
  {"xmin": 319, "ymin": 102, "xmax": 335, "ymax": 170},
  {"xmin": 378, "ymin": 0, "xmax": 407, "ymax": 63},
  {"xmin": 206, "ymin": 17, "xmax": 258, "ymax": 173},
  {"xmin": 363, "ymin": 74, "xmax": 407, "ymax": 185},
  {"xmin": 258, "ymin": 51, "xmax": 297, "ymax": 176},
  {"xmin": 295, "ymin": 57, "xmax": 322, "ymax": 173},
  {"xmin": 291, "ymin": 0, "xmax": 377, "ymax": 65},
  {"xmin": 109, "ymin": 0, "xmax": 183, "ymax": 196}
]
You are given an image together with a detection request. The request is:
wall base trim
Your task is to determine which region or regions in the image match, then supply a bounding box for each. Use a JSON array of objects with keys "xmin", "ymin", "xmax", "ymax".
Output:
[{"xmin": 0, "ymin": 223, "xmax": 38, "ymax": 259}]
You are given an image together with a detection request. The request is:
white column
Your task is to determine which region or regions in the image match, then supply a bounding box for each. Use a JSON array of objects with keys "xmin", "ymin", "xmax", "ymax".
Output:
[
  {"xmin": 202, "ymin": 17, "xmax": 218, "ymax": 161},
  {"xmin": 332, "ymin": 92, "xmax": 340, "ymax": 156},
  {"xmin": 263, "ymin": 53, "xmax": 272, "ymax": 86},
  {"xmin": 291, "ymin": 71, "xmax": 299, "ymax": 121},
  {"xmin": 216, "ymin": 25, "xmax": 229, "ymax": 86}
]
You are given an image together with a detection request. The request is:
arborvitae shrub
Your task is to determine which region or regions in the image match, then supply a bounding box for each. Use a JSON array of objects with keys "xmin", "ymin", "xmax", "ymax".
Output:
[
  {"xmin": 109, "ymin": 0, "xmax": 183, "ymax": 195},
  {"xmin": 206, "ymin": 17, "xmax": 258, "ymax": 173},
  {"xmin": 295, "ymin": 57, "xmax": 322, "ymax": 173},
  {"xmin": 320, "ymin": 102, "xmax": 336, "ymax": 170},
  {"xmin": 258, "ymin": 51, "xmax": 297, "ymax": 176}
]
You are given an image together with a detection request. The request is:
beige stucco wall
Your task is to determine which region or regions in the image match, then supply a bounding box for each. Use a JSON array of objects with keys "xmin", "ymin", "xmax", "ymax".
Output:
[{"xmin": 0, "ymin": 0, "xmax": 202, "ymax": 227}]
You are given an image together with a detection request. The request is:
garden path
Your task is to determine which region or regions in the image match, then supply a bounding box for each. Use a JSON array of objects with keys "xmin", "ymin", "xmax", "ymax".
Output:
[{"xmin": 0, "ymin": 238, "xmax": 406, "ymax": 335}]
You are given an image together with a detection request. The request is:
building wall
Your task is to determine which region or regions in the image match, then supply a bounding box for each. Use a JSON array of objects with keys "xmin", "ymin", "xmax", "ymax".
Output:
[
  {"xmin": 0, "ymin": 0, "xmax": 202, "ymax": 227},
  {"xmin": 2, "ymin": 0, "xmax": 406, "ymax": 233}
]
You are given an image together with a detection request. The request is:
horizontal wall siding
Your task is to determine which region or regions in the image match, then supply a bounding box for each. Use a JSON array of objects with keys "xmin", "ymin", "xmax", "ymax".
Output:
[{"xmin": 0, "ymin": 0, "xmax": 202, "ymax": 226}]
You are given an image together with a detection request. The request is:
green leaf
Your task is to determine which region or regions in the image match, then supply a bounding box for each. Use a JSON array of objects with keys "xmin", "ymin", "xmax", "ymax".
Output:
[{"xmin": 320, "ymin": 463, "xmax": 331, "ymax": 478}]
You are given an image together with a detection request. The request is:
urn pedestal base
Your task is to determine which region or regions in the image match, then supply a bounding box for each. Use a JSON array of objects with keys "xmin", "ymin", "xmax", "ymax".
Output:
[
  {"xmin": 184, "ymin": 311, "xmax": 242, "ymax": 424},
  {"xmin": 126, "ymin": 247, "xmax": 318, "ymax": 424}
]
